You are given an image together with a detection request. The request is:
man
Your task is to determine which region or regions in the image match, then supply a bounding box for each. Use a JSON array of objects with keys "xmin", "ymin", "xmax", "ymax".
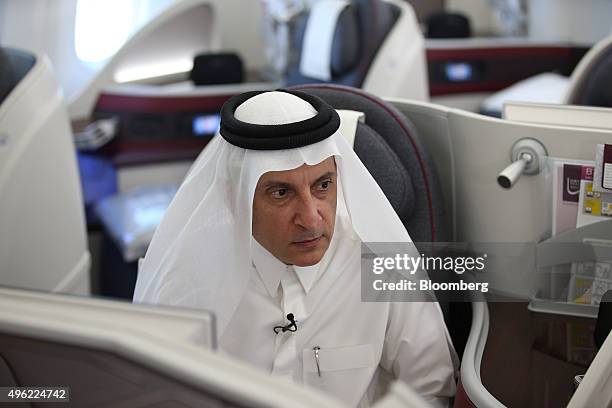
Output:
[{"xmin": 134, "ymin": 90, "xmax": 457, "ymax": 407}]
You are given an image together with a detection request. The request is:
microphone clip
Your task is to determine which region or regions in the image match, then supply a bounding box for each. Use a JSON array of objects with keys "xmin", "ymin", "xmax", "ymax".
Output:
[{"xmin": 274, "ymin": 313, "xmax": 298, "ymax": 333}]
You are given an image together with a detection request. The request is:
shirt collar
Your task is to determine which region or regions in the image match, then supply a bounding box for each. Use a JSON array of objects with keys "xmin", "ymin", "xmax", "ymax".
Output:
[
  {"xmin": 251, "ymin": 239, "xmax": 321, "ymax": 297},
  {"xmin": 293, "ymin": 263, "xmax": 319, "ymax": 294}
]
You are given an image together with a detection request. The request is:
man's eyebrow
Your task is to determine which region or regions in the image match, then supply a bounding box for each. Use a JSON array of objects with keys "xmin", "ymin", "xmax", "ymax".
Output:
[
  {"xmin": 261, "ymin": 171, "xmax": 336, "ymax": 190},
  {"xmin": 262, "ymin": 180, "xmax": 293, "ymax": 190}
]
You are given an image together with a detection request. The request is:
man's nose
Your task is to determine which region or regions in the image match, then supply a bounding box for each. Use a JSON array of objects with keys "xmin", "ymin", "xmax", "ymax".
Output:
[{"xmin": 295, "ymin": 194, "xmax": 322, "ymax": 229}]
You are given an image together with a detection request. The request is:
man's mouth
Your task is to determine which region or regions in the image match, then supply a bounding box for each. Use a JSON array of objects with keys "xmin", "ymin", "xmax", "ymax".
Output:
[{"xmin": 292, "ymin": 236, "xmax": 323, "ymax": 248}]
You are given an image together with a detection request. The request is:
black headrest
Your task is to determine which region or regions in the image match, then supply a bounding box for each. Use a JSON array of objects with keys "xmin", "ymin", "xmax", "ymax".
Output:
[
  {"xmin": 0, "ymin": 48, "xmax": 36, "ymax": 106},
  {"xmin": 330, "ymin": 5, "xmax": 361, "ymax": 77},
  {"xmin": 426, "ymin": 12, "xmax": 471, "ymax": 39},
  {"xmin": 190, "ymin": 53, "xmax": 243, "ymax": 86},
  {"xmin": 286, "ymin": 0, "xmax": 401, "ymax": 88}
]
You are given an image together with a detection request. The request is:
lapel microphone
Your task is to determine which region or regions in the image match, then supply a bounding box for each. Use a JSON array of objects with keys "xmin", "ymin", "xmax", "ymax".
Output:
[{"xmin": 274, "ymin": 313, "xmax": 298, "ymax": 334}]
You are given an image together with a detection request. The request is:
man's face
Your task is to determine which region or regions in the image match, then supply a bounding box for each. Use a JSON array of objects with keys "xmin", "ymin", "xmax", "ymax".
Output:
[{"xmin": 252, "ymin": 157, "xmax": 337, "ymax": 266}]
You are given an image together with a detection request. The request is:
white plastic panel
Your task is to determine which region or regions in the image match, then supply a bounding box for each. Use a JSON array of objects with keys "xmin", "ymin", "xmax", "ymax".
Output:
[
  {"xmin": 363, "ymin": 0, "xmax": 428, "ymax": 101},
  {"xmin": 505, "ymin": 101, "xmax": 612, "ymax": 130},
  {"xmin": 389, "ymin": 99, "xmax": 612, "ymax": 299},
  {"xmin": 567, "ymin": 331, "xmax": 612, "ymax": 408},
  {"xmin": 0, "ymin": 287, "xmax": 347, "ymax": 408},
  {"xmin": 0, "ymin": 53, "xmax": 90, "ymax": 294}
]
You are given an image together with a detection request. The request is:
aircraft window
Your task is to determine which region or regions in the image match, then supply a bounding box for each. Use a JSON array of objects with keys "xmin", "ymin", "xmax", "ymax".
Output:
[
  {"xmin": 74, "ymin": 0, "xmax": 135, "ymax": 62},
  {"xmin": 75, "ymin": 0, "xmax": 170, "ymax": 63}
]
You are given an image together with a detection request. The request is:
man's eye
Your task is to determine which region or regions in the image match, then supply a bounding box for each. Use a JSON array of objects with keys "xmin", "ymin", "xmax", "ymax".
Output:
[
  {"xmin": 271, "ymin": 189, "xmax": 287, "ymax": 198},
  {"xmin": 318, "ymin": 180, "xmax": 332, "ymax": 190}
]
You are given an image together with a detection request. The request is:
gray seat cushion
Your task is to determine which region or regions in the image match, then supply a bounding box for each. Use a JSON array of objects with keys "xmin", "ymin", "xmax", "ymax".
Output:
[
  {"xmin": 354, "ymin": 121, "xmax": 415, "ymax": 218},
  {"xmin": 569, "ymin": 47, "xmax": 612, "ymax": 107}
]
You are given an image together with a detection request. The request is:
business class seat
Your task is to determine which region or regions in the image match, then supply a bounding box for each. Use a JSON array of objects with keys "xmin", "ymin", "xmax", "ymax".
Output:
[
  {"xmin": 565, "ymin": 34, "xmax": 612, "ymax": 107},
  {"xmin": 286, "ymin": 0, "xmax": 398, "ymax": 88},
  {"xmin": 0, "ymin": 47, "xmax": 90, "ymax": 294},
  {"xmin": 482, "ymin": 34, "xmax": 612, "ymax": 117},
  {"xmin": 286, "ymin": 0, "xmax": 428, "ymax": 101}
]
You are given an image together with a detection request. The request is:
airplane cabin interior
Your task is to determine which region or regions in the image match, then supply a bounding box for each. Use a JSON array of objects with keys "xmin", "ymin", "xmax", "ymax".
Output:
[{"xmin": 1, "ymin": 0, "xmax": 612, "ymax": 407}]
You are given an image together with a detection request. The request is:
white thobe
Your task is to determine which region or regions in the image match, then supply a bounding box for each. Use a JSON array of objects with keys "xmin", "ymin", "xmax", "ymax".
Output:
[{"xmin": 220, "ymin": 235, "xmax": 457, "ymax": 407}]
